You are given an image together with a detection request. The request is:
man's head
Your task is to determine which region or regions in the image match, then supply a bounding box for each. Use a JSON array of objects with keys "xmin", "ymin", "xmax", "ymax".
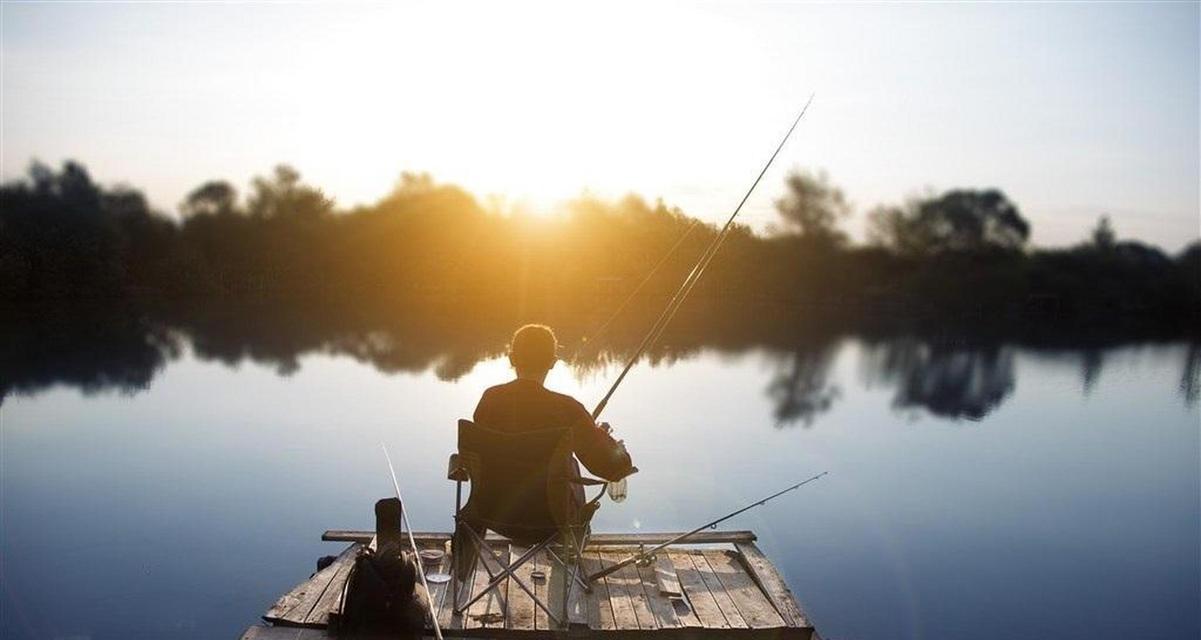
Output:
[{"xmin": 509, "ymin": 324, "xmax": 558, "ymax": 380}]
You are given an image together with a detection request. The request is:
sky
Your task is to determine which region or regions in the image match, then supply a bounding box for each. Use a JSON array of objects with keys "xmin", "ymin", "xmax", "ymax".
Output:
[{"xmin": 1, "ymin": 1, "xmax": 1198, "ymax": 251}]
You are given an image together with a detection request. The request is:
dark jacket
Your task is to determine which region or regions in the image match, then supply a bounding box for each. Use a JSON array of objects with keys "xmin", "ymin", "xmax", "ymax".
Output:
[{"xmin": 473, "ymin": 378, "xmax": 634, "ymax": 482}]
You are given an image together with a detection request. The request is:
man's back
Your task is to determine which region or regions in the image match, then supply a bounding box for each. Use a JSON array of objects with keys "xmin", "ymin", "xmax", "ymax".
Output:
[{"xmin": 473, "ymin": 378, "xmax": 631, "ymax": 481}]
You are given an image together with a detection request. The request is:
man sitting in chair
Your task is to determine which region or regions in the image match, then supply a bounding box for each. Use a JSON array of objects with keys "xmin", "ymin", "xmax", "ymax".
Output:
[{"xmin": 471, "ymin": 324, "xmax": 636, "ymax": 537}]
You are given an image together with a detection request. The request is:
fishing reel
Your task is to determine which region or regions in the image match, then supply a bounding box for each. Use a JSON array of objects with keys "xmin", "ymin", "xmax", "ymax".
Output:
[{"xmin": 634, "ymin": 544, "xmax": 656, "ymax": 568}]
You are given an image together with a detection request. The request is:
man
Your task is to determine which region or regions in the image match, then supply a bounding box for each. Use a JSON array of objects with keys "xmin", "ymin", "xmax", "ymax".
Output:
[{"xmin": 473, "ymin": 324, "xmax": 635, "ymax": 514}]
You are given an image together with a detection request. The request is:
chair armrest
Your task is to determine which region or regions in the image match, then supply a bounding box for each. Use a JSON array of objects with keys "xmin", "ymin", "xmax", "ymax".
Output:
[
  {"xmin": 447, "ymin": 453, "xmax": 470, "ymax": 482},
  {"xmin": 567, "ymin": 475, "xmax": 608, "ymax": 486}
]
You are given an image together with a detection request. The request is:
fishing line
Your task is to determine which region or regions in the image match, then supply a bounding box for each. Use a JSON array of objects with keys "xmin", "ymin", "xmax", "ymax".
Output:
[
  {"xmin": 381, "ymin": 444, "xmax": 444, "ymax": 640},
  {"xmin": 586, "ymin": 471, "xmax": 829, "ymax": 582},
  {"xmin": 591, "ymin": 93, "xmax": 816, "ymax": 420}
]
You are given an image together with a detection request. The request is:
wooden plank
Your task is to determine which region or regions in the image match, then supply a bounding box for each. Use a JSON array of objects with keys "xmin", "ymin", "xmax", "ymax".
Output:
[
  {"xmin": 637, "ymin": 560, "xmax": 682, "ymax": 629},
  {"xmin": 564, "ymin": 560, "xmax": 589, "ymax": 627},
  {"xmin": 690, "ymin": 550, "xmax": 748, "ymax": 629},
  {"xmin": 702, "ymin": 549, "xmax": 786, "ymax": 629},
  {"xmin": 424, "ymin": 545, "xmax": 453, "ymax": 631},
  {"xmin": 652, "ymin": 553, "xmax": 701, "ymax": 629},
  {"xmin": 735, "ymin": 541, "xmax": 813, "ymax": 630},
  {"xmin": 533, "ymin": 550, "xmax": 550, "ymax": 631},
  {"xmin": 668, "ymin": 551, "xmax": 728, "ymax": 629},
  {"xmin": 581, "ymin": 551, "xmax": 615, "ymax": 630},
  {"xmin": 463, "ymin": 544, "xmax": 506, "ymax": 629},
  {"xmin": 506, "ymin": 545, "xmax": 537, "ymax": 631},
  {"xmin": 241, "ymin": 625, "xmax": 333, "ymax": 639},
  {"xmin": 547, "ymin": 552, "xmax": 567, "ymax": 630},
  {"xmin": 303, "ymin": 551, "xmax": 355, "ymax": 626},
  {"xmin": 439, "ymin": 552, "xmax": 474, "ymax": 631},
  {"xmin": 596, "ymin": 551, "xmax": 639, "ymax": 630},
  {"xmin": 323, "ymin": 529, "xmax": 758, "ymax": 545},
  {"xmin": 264, "ymin": 543, "xmax": 359, "ymax": 626},
  {"xmin": 602, "ymin": 551, "xmax": 657, "ymax": 630},
  {"xmin": 655, "ymin": 554, "xmax": 684, "ymax": 597},
  {"xmin": 487, "ymin": 544, "xmax": 510, "ymax": 630}
]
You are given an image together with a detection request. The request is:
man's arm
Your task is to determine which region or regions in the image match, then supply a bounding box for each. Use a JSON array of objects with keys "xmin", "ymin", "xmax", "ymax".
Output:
[{"xmin": 568, "ymin": 401, "xmax": 635, "ymax": 481}]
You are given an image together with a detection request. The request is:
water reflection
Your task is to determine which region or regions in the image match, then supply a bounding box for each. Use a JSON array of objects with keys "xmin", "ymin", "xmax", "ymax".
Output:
[
  {"xmin": 0, "ymin": 309, "xmax": 179, "ymax": 404},
  {"xmin": 766, "ymin": 337, "xmax": 841, "ymax": 427},
  {"xmin": 3, "ymin": 304, "xmax": 1198, "ymax": 422},
  {"xmin": 862, "ymin": 339, "xmax": 1016, "ymax": 421},
  {"xmin": 1180, "ymin": 342, "xmax": 1200, "ymax": 407}
]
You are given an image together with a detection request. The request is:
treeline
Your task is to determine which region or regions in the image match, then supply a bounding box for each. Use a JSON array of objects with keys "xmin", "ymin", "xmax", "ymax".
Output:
[{"xmin": 2, "ymin": 161, "xmax": 1198, "ymax": 331}]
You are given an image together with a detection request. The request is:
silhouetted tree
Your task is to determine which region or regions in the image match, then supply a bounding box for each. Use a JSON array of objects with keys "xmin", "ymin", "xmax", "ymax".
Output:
[
  {"xmin": 181, "ymin": 181, "xmax": 241, "ymax": 218},
  {"xmin": 869, "ymin": 189, "xmax": 1029, "ymax": 255},
  {"xmin": 772, "ymin": 169, "xmax": 849, "ymax": 248},
  {"xmin": 1091, "ymin": 215, "xmax": 1116, "ymax": 250},
  {"xmin": 247, "ymin": 165, "xmax": 332, "ymax": 220}
]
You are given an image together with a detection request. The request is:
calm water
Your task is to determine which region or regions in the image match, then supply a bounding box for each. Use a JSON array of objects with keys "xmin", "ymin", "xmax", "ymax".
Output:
[{"xmin": 2, "ymin": 327, "xmax": 1198, "ymax": 639}]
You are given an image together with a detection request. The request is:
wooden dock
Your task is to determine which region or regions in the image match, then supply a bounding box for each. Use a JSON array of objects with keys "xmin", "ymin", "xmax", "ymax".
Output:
[{"xmin": 244, "ymin": 530, "xmax": 815, "ymax": 639}]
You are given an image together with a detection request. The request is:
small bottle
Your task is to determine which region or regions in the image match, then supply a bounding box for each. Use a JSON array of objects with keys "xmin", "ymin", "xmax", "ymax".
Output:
[{"xmin": 608, "ymin": 477, "xmax": 628, "ymax": 503}]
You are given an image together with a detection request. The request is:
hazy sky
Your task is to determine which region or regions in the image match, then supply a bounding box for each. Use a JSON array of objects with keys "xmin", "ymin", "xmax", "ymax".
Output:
[{"xmin": 2, "ymin": 1, "xmax": 1198, "ymax": 250}]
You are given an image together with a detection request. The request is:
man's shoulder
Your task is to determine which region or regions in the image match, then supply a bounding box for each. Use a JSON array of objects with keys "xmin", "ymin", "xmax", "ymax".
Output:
[{"xmin": 545, "ymin": 388, "xmax": 589, "ymax": 416}]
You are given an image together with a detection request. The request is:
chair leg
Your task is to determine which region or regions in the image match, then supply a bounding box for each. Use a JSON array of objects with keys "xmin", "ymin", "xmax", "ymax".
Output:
[
  {"xmin": 455, "ymin": 536, "xmax": 551, "ymax": 615},
  {"xmin": 546, "ymin": 545, "xmax": 592, "ymax": 593}
]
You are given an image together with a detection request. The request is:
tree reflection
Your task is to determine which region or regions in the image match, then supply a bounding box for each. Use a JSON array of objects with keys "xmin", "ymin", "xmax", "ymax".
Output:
[
  {"xmin": 1080, "ymin": 347, "xmax": 1104, "ymax": 394},
  {"xmin": 766, "ymin": 338, "xmax": 841, "ymax": 428},
  {"xmin": 862, "ymin": 338, "xmax": 1015, "ymax": 421},
  {"xmin": 0, "ymin": 308, "xmax": 178, "ymax": 406},
  {"xmin": 1182, "ymin": 342, "xmax": 1200, "ymax": 407},
  {"xmin": 4, "ymin": 302, "xmax": 1196, "ymax": 425}
]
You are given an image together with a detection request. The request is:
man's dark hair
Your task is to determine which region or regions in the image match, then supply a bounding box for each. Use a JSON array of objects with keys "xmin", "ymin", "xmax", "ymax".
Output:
[{"xmin": 509, "ymin": 324, "xmax": 557, "ymax": 373}]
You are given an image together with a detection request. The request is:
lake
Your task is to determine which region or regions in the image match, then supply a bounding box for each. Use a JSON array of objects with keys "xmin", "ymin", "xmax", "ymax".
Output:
[{"xmin": 2, "ymin": 310, "xmax": 1198, "ymax": 640}]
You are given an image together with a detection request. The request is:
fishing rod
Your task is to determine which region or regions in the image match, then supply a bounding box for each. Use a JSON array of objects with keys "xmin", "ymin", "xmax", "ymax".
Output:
[
  {"xmin": 585, "ymin": 471, "xmax": 829, "ymax": 582},
  {"xmin": 381, "ymin": 444, "xmax": 444, "ymax": 640},
  {"xmin": 591, "ymin": 93, "xmax": 816, "ymax": 420}
]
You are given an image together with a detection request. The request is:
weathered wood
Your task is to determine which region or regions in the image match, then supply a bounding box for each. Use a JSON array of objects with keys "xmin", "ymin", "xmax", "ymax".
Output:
[
  {"xmin": 582, "ymin": 551, "xmax": 616, "ymax": 630},
  {"xmin": 324, "ymin": 529, "xmax": 757, "ymax": 545},
  {"xmin": 565, "ymin": 561, "xmax": 589, "ymax": 627},
  {"xmin": 668, "ymin": 551, "xmax": 729, "ymax": 629},
  {"xmin": 505, "ymin": 545, "xmax": 537, "ymax": 631},
  {"xmin": 533, "ymin": 550, "xmax": 549, "ymax": 631},
  {"xmin": 690, "ymin": 550, "xmax": 748, "ymax": 629},
  {"xmin": 703, "ymin": 549, "xmax": 786, "ymax": 629},
  {"xmin": 440, "ymin": 552, "xmax": 475, "ymax": 631},
  {"xmin": 604, "ymin": 550, "xmax": 657, "ymax": 630},
  {"xmin": 637, "ymin": 561, "xmax": 681, "ymax": 629},
  {"xmin": 654, "ymin": 554, "xmax": 684, "ymax": 597},
  {"xmin": 304, "ymin": 552, "xmax": 355, "ymax": 626},
  {"xmin": 735, "ymin": 541, "xmax": 813, "ymax": 631},
  {"xmin": 547, "ymin": 552, "xmax": 567, "ymax": 629},
  {"xmin": 263, "ymin": 530, "xmax": 816, "ymax": 638},
  {"xmin": 264, "ymin": 543, "xmax": 359, "ymax": 627},
  {"xmin": 241, "ymin": 625, "xmax": 334, "ymax": 639},
  {"xmin": 597, "ymin": 551, "xmax": 640, "ymax": 630},
  {"xmin": 424, "ymin": 544, "xmax": 453, "ymax": 630},
  {"xmin": 650, "ymin": 552, "xmax": 702, "ymax": 629},
  {"xmin": 464, "ymin": 545, "xmax": 506, "ymax": 629}
]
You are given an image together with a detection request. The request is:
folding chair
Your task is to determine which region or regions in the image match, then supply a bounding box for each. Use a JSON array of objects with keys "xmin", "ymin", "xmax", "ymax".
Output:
[{"xmin": 448, "ymin": 419, "xmax": 607, "ymax": 628}]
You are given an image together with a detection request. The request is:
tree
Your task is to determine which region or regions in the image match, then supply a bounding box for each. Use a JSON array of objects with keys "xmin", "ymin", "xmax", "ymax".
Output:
[
  {"xmin": 181, "ymin": 181, "xmax": 240, "ymax": 218},
  {"xmin": 772, "ymin": 169, "xmax": 849, "ymax": 248},
  {"xmin": 246, "ymin": 165, "xmax": 332, "ymax": 220},
  {"xmin": 1090, "ymin": 215, "xmax": 1116, "ymax": 250},
  {"xmin": 868, "ymin": 188, "xmax": 1029, "ymax": 255}
]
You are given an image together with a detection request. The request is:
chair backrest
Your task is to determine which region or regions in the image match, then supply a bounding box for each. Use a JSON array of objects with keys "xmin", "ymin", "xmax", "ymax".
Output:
[{"xmin": 456, "ymin": 419, "xmax": 575, "ymax": 532}]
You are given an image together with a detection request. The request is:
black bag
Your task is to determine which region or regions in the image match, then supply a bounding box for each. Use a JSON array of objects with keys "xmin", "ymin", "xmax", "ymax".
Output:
[{"xmin": 337, "ymin": 498, "xmax": 429, "ymax": 636}]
